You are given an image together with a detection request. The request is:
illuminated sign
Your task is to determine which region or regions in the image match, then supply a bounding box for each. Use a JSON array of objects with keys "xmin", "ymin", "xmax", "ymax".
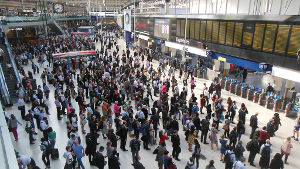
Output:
[{"xmin": 218, "ymin": 56, "xmax": 227, "ymax": 62}]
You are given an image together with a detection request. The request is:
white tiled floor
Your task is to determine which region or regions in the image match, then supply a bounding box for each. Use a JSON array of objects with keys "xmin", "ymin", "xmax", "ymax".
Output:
[{"xmin": 5, "ymin": 36, "xmax": 300, "ymax": 169}]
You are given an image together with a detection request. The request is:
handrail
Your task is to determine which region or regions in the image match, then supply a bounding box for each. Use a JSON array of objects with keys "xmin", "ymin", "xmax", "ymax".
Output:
[
  {"xmin": 0, "ymin": 65, "xmax": 11, "ymax": 106},
  {"xmin": 4, "ymin": 37, "xmax": 22, "ymax": 85}
]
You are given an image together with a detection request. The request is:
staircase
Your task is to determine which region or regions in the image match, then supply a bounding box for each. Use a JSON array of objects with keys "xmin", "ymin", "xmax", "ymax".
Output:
[{"xmin": 0, "ymin": 43, "xmax": 18, "ymax": 104}]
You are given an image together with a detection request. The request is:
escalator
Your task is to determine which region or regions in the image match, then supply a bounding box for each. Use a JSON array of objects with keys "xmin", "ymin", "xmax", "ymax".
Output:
[{"xmin": 0, "ymin": 42, "xmax": 18, "ymax": 105}]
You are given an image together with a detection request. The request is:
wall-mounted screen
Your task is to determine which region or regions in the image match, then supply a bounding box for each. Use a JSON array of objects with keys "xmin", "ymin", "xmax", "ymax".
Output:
[{"xmin": 154, "ymin": 19, "xmax": 170, "ymax": 39}]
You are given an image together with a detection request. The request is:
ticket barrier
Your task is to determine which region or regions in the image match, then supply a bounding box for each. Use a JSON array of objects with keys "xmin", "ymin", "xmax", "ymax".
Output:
[
  {"xmin": 253, "ymin": 88, "xmax": 261, "ymax": 103},
  {"xmin": 240, "ymin": 83, "xmax": 248, "ymax": 98},
  {"xmin": 273, "ymin": 96, "xmax": 283, "ymax": 112},
  {"xmin": 265, "ymin": 92, "xmax": 274, "ymax": 109},
  {"xmin": 230, "ymin": 80, "xmax": 237, "ymax": 93},
  {"xmin": 220, "ymin": 77, "xmax": 227, "ymax": 89},
  {"xmin": 224, "ymin": 77, "xmax": 231, "ymax": 91},
  {"xmin": 258, "ymin": 92, "xmax": 266, "ymax": 106},
  {"xmin": 246, "ymin": 85, "xmax": 255, "ymax": 100},
  {"xmin": 235, "ymin": 81, "xmax": 242, "ymax": 95},
  {"xmin": 285, "ymin": 102, "xmax": 299, "ymax": 117}
]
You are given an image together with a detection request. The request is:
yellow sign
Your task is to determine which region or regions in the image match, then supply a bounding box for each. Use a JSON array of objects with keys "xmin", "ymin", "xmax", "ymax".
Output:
[{"xmin": 218, "ymin": 56, "xmax": 227, "ymax": 62}]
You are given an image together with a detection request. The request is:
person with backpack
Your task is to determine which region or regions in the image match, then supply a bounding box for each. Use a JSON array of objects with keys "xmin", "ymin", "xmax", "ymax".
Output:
[
  {"xmin": 166, "ymin": 158, "xmax": 177, "ymax": 169},
  {"xmin": 192, "ymin": 139, "xmax": 201, "ymax": 169},
  {"xmin": 259, "ymin": 139, "xmax": 273, "ymax": 169},
  {"xmin": 269, "ymin": 153, "xmax": 284, "ymax": 169},
  {"xmin": 234, "ymin": 141, "xmax": 245, "ymax": 161},
  {"xmin": 205, "ymin": 160, "xmax": 216, "ymax": 169},
  {"xmin": 247, "ymin": 136, "xmax": 260, "ymax": 166},
  {"xmin": 224, "ymin": 146, "xmax": 236, "ymax": 169},
  {"xmin": 93, "ymin": 146, "xmax": 107, "ymax": 169},
  {"xmin": 228, "ymin": 127, "xmax": 238, "ymax": 147},
  {"xmin": 185, "ymin": 157, "xmax": 196, "ymax": 169},
  {"xmin": 233, "ymin": 157, "xmax": 246, "ymax": 169},
  {"xmin": 133, "ymin": 156, "xmax": 145, "ymax": 169},
  {"xmin": 130, "ymin": 136, "xmax": 141, "ymax": 165},
  {"xmin": 40, "ymin": 137, "xmax": 51, "ymax": 168},
  {"xmin": 200, "ymin": 116, "xmax": 210, "ymax": 144}
]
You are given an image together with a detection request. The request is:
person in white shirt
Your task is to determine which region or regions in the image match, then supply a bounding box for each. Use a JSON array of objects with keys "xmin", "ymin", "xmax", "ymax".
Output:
[
  {"xmin": 233, "ymin": 157, "xmax": 246, "ymax": 169},
  {"xmin": 63, "ymin": 146, "xmax": 74, "ymax": 169},
  {"xmin": 17, "ymin": 155, "xmax": 36, "ymax": 169}
]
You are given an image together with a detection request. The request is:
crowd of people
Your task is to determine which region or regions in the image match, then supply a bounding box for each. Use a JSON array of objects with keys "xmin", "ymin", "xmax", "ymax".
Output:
[{"xmin": 3, "ymin": 23, "xmax": 298, "ymax": 169}]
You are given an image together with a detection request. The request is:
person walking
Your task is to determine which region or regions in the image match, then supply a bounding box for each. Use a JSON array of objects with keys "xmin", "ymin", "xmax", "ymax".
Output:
[
  {"xmin": 224, "ymin": 146, "xmax": 236, "ymax": 169},
  {"xmin": 249, "ymin": 112, "xmax": 258, "ymax": 139},
  {"xmin": 40, "ymin": 137, "xmax": 51, "ymax": 168},
  {"xmin": 259, "ymin": 139, "xmax": 273, "ymax": 169},
  {"xmin": 246, "ymin": 136, "xmax": 260, "ymax": 166},
  {"xmin": 171, "ymin": 130, "xmax": 181, "ymax": 161},
  {"xmin": 280, "ymin": 137, "xmax": 293, "ymax": 164},
  {"xmin": 72, "ymin": 140, "xmax": 85, "ymax": 169},
  {"xmin": 63, "ymin": 146, "xmax": 74, "ymax": 169},
  {"xmin": 292, "ymin": 114, "xmax": 300, "ymax": 141},
  {"xmin": 130, "ymin": 136, "xmax": 141, "ymax": 165},
  {"xmin": 25, "ymin": 117, "xmax": 35, "ymax": 144},
  {"xmin": 8, "ymin": 114, "xmax": 22, "ymax": 141},
  {"xmin": 119, "ymin": 121, "xmax": 128, "ymax": 151}
]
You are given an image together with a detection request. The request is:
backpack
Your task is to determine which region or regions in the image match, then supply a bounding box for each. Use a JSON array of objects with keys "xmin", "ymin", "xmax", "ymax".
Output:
[
  {"xmin": 193, "ymin": 145, "xmax": 201, "ymax": 156},
  {"xmin": 261, "ymin": 145, "xmax": 270, "ymax": 157},
  {"xmin": 233, "ymin": 146, "xmax": 242, "ymax": 158},
  {"xmin": 42, "ymin": 141, "xmax": 51, "ymax": 154},
  {"xmin": 86, "ymin": 134, "xmax": 93, "ymax": 145},
  {"xmin": 131, "ymin": 139, "xmax": 140, "ymax": 151},
  {"xmin": 224, "ymin": 152, "xmax": 233, "ymax": 163},
  {"xmin": 246, "ymin": 140, "xmax": 254, "ymax": 151}
]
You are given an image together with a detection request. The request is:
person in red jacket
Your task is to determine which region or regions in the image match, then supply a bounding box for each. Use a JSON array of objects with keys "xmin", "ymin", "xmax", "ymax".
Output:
[
  {"xmin": 258, "ymin": 126, "xmax": 270, "ymax": 147},
  {"xmin": 159, "ymin": 130, "xmax": 168, "ymax": 145},
  {"xmin": 200, "ymin": 94, "xmax": 206, "ymax": 114}
]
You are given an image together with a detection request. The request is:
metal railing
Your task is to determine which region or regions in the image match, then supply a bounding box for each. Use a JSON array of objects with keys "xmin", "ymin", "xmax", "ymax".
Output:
[
  {"xmin": 4, "ymin": 37, "xmax": 22, "ymax": 85},
  {"xmin": 0, "ymin": 65, "xmax": 11, "ymax": 106}
]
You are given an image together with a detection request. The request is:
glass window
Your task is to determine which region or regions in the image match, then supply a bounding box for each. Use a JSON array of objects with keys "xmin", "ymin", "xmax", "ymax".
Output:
[
  {"xmin": 200, "ymin": 20, "xmax": 206, "ymax": 41},
  {"xmin": 180, "ymin": 20, "xmax": 185, "ymax": 37},
  {"xmin": 195, "ymin": 20, "xmax": 200, "ymax": 40},
  {"xmin": 226, "ymin": 22, "xmax": 234, "ymax": 46},
  {"xmin": 233, "ymin": 22, "xmax": 243, "ymax": 47},
  {"xmin": 206, "ymin": 21, "xmax": 212, "ymax": 42},
  {"xmin": 177, "ymin": 20, "xmax": 181, "ymax": 37},
  {"xmin": 219, "ymin": 22, "xmax": 226, "ymax": 44},
  {"xmin": 263, "ymin": 24, "xmax": 277, "ymax": 52},
  {"xmin": 275, "ymin": 25, "xmax": 290, "ymax": 54},
  {"xmin": 190, "ymin": 20, "xmax": 195, "ymax": 39},
  {"xmin": 212, "ymin": 21, "xmax": 219, "ymax": 43},
  {"xmin": 288, "ymin": 25, "xmax": 300, "ymax": 56},
  {"xmin": 253, "ymin": 23, "xmax": 265, "ymax": 50}
]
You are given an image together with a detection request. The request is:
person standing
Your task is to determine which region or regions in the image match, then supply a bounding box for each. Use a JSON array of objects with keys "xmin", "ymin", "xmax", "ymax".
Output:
[
  {"xmin": 119, "ymin": 121, "xmax": 128, "ymax": 151},
  {"xmin": 280, "ymin": 137, "xmax": 293, "ymax": 164},
  {"xmin": 94, "ymin": 146, "xmax": 107, "ymax": 169},
  {"xmin": 192, "ymin": 139, "xmax": 201, "ymax": 169},
  {"xmin": 205, "ymin": 160, "xmax": 216, "ymax": 169},
  {"xmin": 133, "ymin": 156, "xmax": 145, "ymax": 169},
  {"xmin": 25, "ymin": 117, "xmax": 35, "ymax": 144},
  {"xmin": 210, "ymin": 123, "xmax": 219, "ymax": 150},
  {"xmin": 63, "ymin": 146, "xmax": 74, "ymax": 169},
  {"xmin": 171, "ymin": 130, "xmax": 181, "ymax": 161},
  {"xmin": 72, "ymin": 140, "xmax": 85, "ymax": 169},
  {"xmin": 246, "ymin": 136, "xmax": 260, "ymax": 166},
  {"xmin": 233, "ymin": 157, "xmax": 246, "ymax": 169},
  {"xmin": 259, "ymin": 139, "xmax": 273, "ymax": 169},
  {"xmin": 17, "ymin": 96, "xmax": 26, "ymax": 120},
  {"xmin": 8, "ymin": 114, "xmax": 22, "ymax": 141},
  {"xmin": 155, "ymin": 141, "xmax": 167, "ymax": 169},
  {"xmin": 292, "ymin": 114, "xmax": 300, "ymax": 141},
  {"xmin": 108, "ymin": 150, "xmax": 120, "ymax": 169},
  {"xmin": 200, "ymin": 116, "xmax": 210, "ymax": 144},
  {"xmin": 40, "ymin": 138, "xmax": 51, "ymax": 168},
  {"xmin": 249, "ymin": 112, "xmax": 258, "ymax": 139},
  {"xmin": 142, "ymin": 120, "xmax": 150, "ymax": 150},
  {"xmin": 269, "ymin": 153, "xmax": 284, "ymax": 169},
  {"xmin": 185, "ymin": 157, "xmax": 196, "ymax": 169},
  {"xmin": 130, "ymin": 136, "xmax": 141, "ymax": 165}
]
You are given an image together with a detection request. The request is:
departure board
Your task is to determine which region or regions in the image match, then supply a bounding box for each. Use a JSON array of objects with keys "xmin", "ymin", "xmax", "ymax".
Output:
[
  {"xmin": 212, "ymin": 21, "xmax": 219, "ymax": 43},
  {"xmin": 186, "ymin": 20, "xmax": 190, "ymax": 38},
  {"xmin": 263, "ymin": 24, "xmax": 277, "ymax": 52},
  {"xmin": 253, "ymin": 23, "xmax": 265, "ymax": 50},
  {"xmin": 206, "ymin": 21, "xmax": 212, "ymax": 42},
  {"xmin": 233, "ymin": 22, "xmax": 243, "ymax": 47},
  {"xmin": 190, "ymin": 20, "xmax": 195, "ymax": 39},
  {"xmin": 226, "ymin": 22, "xmax": 234, "ymax": 45},
  {"xmin": 219, "ymin": 22, "xmax": 226, "ymax": 44},
  {"xmin": 195, "ymin": 20, "xmax": 200, "ymax": 40},
  {"xmin": 177, "ymin": 20, "xmax": 181, "ymax": 37},
  {"xmin": 275, "ymin": 25, "xmax": 290, "ymax": 54},
  {"xmin": 242, "ymin": 23, "xmax": 255, "ymax": 47},
  {"xmin": 288, "ymin": 25, "xmax": 300, "ymax": 56},
  {"xmin": 200, "ymin": 20, "xmax": 206, "ymax": 40},
  {"xmin": 180, "ymin": 20, "xmax": 185, "ymax": 37}
]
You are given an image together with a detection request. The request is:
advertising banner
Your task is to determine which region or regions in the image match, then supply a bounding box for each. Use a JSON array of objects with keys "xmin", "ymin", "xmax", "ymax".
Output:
[
  {"xmin": 124, "ymin": 9, "xmax": 131, "ymax": 32},
  {"xmin": 154, "ymin": 19, "xmax": 170, "ymax": 39}
]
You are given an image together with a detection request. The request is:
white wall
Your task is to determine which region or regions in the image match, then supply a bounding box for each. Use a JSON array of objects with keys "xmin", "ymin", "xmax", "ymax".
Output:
[{"xmin": 187, "ymin": 0, "xmax": 300, "ymax": 15}]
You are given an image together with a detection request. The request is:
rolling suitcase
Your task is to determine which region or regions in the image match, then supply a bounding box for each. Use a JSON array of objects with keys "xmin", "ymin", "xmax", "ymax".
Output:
[{"xmin": 51, "ymin": 148, "xmax": 59, "ymax": 160}]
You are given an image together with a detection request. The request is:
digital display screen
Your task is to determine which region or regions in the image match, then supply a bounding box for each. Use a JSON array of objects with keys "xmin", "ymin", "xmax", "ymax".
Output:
[
  {"xmin": 190, "ymin": 20, "xmax": 195, "ymax": 39},
  {"xmin": 176, "ymin": 20, "xmax": 181, "ymax": 37},
  {"xmin": 275, "ymin": 25, "xmax": 290, "ymax": 54},
  {"xmin": 218, "ymin": 22, "xmax": 226, "ymax": 44},
  {"xmin": 206, "ymin": 21, "xmax": 212, "ymax": 42},
  {"xmin": 242, "ymin": 23, "xmax": 255, "ymax": 47},
  {"xmin": 263, "ymin": 24, "xmax": 277, "ymax": 52},
  {"xmin": 288, "ymin": 25, "xmax": 300, "ymax": 55},
  {"xmin": 200, "ymin": 20, "xmax": 206, "ymax": 40},
  {"xmin": 212, "ymin": 21, "xmax": 219, "ymax": 43},
  {"xmin": 253, "ymin": 23, "xmax": 265, "ymax": 50},
  {"xmin": 233, "ymin": 22, "xmax": 243, "ymax": 47},
  {"xmin": 180, "ymin": 20, "xmax": 185, "ymax": 37},
  {"xmin": 226, "ymin": 22, "xmax": 234, "ymax": 45},
  {"xmin": 154, "ymin": 19, "xmax": 170, "ymax": 39},
  {"xmin": 195, "ymin": 20, "xmax": 200, "ymax": 40}
]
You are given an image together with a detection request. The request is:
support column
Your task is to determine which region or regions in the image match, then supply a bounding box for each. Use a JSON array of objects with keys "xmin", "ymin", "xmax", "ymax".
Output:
[{"xmin": 165, "ymin": 1, "xmax": 170, "ymax": 14}]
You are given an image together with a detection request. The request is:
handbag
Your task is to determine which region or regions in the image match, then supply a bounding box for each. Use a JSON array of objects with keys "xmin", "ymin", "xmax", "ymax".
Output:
[{"xmin": 153, "ymin": 146, "xmax": 159, "ymax": 154}]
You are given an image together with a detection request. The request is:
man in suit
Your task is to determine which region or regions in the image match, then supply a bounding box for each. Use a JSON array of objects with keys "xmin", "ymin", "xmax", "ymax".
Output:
[{"xmin": 94, "ymin": 146, "xmax": 106, "ymax": 169}]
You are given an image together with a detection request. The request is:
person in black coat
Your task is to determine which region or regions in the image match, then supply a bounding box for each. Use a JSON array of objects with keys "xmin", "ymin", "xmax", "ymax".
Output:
[
  {"xmin": 119, "ymin": 122, "xmax": 128, "ymax": 151},
  {"xmin": 150, "ymin": 111, "xmax": 160, "ymax": 138},
  {"xmin": 86, "ymin": 131, "xmax": 99, "ymax": 163},
  {"xmin": 193, "ymin": 113, "xmax": 201, "ymax": 133},
  {"xmin": 171, "ymin": 130, "xmax": 181, "ymax": 161},
  {"xmin": 247, "ymin": 137, "xmax": 260, "ymax": 167},
  {"xmin": 269, "ymin": 153, "xmax": 284, "ymax": 169},
  {"xmin": 201, "ymin": 116, "xmax": 210, "ymax": 144},
  {"xmin": 108, "ymin": 129, "xmax": 118, "ymax": 148},
  {"xmin": 108, "ymin": 150, "xmax": 120, "ymax": 169},
  {"xmin": 170, "ymin": 116, "xmax": 179, "ymax": 132},
  {"xmin": 94, "ymin": 146, "xmax": 106, "ymax": 169}
]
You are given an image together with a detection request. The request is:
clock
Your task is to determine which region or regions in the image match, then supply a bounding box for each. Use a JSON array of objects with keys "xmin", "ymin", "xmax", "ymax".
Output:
[{"xmin": 54, "ymin": 4, "xmax": 64, "ymax": 13}]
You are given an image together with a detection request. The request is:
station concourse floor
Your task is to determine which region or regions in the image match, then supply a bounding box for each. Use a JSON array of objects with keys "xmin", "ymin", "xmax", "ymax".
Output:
[{"xmin": 5, "ymin": 37, "xmax": 300, "ymax": 169}]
